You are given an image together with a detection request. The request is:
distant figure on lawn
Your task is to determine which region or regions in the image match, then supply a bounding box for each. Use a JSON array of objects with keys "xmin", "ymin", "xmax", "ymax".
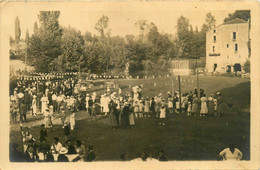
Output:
[
  {"xmin": 218, "ymin": 144, "xmax": 243, "ymax": 161},
  {"xmin": 158, "ymin": 150, "xmax": 168, "ymax": 161}
]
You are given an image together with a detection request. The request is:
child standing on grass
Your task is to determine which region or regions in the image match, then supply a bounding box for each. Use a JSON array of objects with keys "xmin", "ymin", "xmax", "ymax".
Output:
[
  {"xmin": 70, "ymin": 110, "xmax": 75, "ymax": 131},
  {"xmin": 167, "ymin": 97, "xmax": 173, "ymax": 114},
  {"xmin": 144, "ymin": 97, "xmax": 150, "ymax": 117},
  {"xmin": 187, "ymin": 102, "xmax": 192, "ymax": 116},
  {"xmin": 138, "ymin": 99, "xmax": 144, "ymax": 118},
  {"xmin": 40, "ymin": 124, "xmax": 47, "ymax": 142},
  {"xmin": 159, "ymin": 105, "xmax": 166, "ymax": 125},
  {"xmin": 64, "ymin": 121, "xmax": 70, "ymax": 141},
  {"xmin": 133, "ymin": 100, "xmax": 139, "ymax": 118}
]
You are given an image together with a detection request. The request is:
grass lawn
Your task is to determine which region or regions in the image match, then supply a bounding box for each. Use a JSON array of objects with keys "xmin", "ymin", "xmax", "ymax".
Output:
[{"xmin": 10, "ymin": 76, "xmax": 250, "ymax": 161}]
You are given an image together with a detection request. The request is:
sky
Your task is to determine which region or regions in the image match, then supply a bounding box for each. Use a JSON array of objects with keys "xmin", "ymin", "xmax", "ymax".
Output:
[{"xmin": 1, "ymin": 1, "xmax": 236, "ymax": 39}]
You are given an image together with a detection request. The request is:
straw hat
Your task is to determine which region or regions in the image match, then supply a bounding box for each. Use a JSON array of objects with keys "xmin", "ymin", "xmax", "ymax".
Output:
[{"xmin": 59, "ymin": 147, "xmax": 68, "ymax": 154}]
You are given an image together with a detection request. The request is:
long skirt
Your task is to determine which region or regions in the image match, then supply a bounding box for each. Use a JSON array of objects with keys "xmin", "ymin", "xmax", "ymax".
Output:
[
  {"xmin": 32, "ymin": 104, "xmax": 37, "ymax": 114},
  {"xmin": 129, "ymin": 112, "xmax": 135, "ymax": 125},
  {"xmin": 191, "ymin": 103, "xmax": 199, "ymax": 114},
  {"xmin": 110, "ymin": 112, "xmax": 118, "ymax": 127},
  {"xmin": 121, "ymin": 114, "xmax": 129, "ymax": 128},
  {"xmin": 41, "ymin": 102, "xmax": 48, "ymax": 113},
  {"xmin": 208, "ymin": 102, "xmax": 215, "ymax": 115},
  {"xmin": 200, "ymin": 102, "xmax": 208, "ymax": 114},
  {"xmin": 217, "ymin": 103, "xmax": 225, "ymax": 116}
]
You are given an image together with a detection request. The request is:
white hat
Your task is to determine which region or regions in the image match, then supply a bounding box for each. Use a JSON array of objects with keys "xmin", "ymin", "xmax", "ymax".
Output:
[{"xmin": 59, "ymin": 147, "xmax": 68, "ymax": 154}]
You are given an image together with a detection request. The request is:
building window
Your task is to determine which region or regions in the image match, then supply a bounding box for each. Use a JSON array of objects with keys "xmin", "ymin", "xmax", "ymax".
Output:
[
  {"xmin": 233, "ymin": 32, "xmax": 236, "ymax": 40},
  {"xmin": 227, "ymin": 44, "xmax": 229, "ymax": 48},
  {"xmin": 235, "ymin": 44, "xmax": 238, "ymax": 52},
  {"xmin": 213, "ymin": 30, "xmax": 216, "ymax": 33},
  {"xmin": 213, "ymin": 36, "xmax": 216, "ymax": 42},
  {"xmin": 239, "ymin": 55, "xmax": 241, "ymax": 58},
  {"xmin": 213, "ymin": 46, "xmax": 215, "ymax": 52},
  {"xmin": 227, "ymin": 55, "xmax": 229, "ymax": 59}
]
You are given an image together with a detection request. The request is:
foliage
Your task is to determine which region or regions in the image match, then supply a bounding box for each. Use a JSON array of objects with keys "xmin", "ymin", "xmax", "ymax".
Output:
[
  {"xmin": 16, "ymin": 12, "xmax": 221, "ymax": 75},
  {"xmin": 15, "ymin": 16, "xmax": 21, "ymax": 43},
  {"xmin": 27, "ymin": 11, "xmax": 62, "ymax": 72},
  {"xmin": 224, "ymin": 10, "xmax": 250, "ymax": 23},
  {"xmin": 95, "ymin": 15, "xmax": 111, "ymax": 37},
  {"xmin": 243, "ymin": 59, "xmax": 250, "ymax": 73}
]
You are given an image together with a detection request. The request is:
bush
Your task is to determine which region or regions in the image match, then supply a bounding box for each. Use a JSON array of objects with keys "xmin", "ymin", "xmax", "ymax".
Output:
[{"xmin": 243, "ymin": 59, "xmax": 250, "ymax": 73}]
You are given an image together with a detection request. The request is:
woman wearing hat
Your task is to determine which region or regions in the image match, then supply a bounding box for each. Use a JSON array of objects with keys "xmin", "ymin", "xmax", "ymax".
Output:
[
  {"xmin": 191, "ymin": 94, "xmax": 200, "ymax": 116},
  {"xmin": 32, "ymin": 95, "xmax": 37, "ymax": 116},
  {"xmin": 121, "ymin": 101, "xmax": 130, "ymax": 128},
  {"xmin": 57, "ymin": 147, "xmax": 69, "ymax": 162},
  {"xmin": 144, "ymin": 97, "xmax": 150, "ymax": 117},
  {"xmin": 208, "ymin": 94, "xmax": 215, "ymax": 116},
  {"xmin": 200, "ymin": 94, "xmax": 208, "ymax": 116},
  {"xmin": 41, "ymin": 94, "xmax": 49, "ymax": 114}
]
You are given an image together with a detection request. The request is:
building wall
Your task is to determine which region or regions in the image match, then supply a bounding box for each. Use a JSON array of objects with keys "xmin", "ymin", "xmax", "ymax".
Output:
[{"xmin": 206, "ymin": 22, "xmax": 249, "ymax": 72}]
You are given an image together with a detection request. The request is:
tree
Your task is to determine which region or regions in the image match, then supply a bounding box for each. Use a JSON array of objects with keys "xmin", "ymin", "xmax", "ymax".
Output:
[
  {"xmin": 27, "ymin": 11, "xmax": 62, "ymax": 72},
  {"xmin": 205, "ymin": 12, "xmax": 216, "ymax": 30},
  {"xmin": 25, "ymin": 29, "xmax": 30, "ymax": 45},
  {"xmin": 243, "ymin": 59, "xmax": 250, "ymax": 73},
  {"xmin": 60, "ymin": 27, "xmax": 84, "ymax": 72},
  {"xmin": 33, "ymin": 22, "xmax": 38, "ymax": 34},
  {"xmin": 175, "ymin": 16, "xmax": 190, "ymax": 58},
  {"xmin": 224, "ymin": 10, "xmax": 250, "ymax": 23},
  {"xmin": 15, "ymin": 16, "xmax": 21, "ymax": 44},
  {"xmin": 95, "ymin": 15, "xmax": 110, "ymax": 37}
]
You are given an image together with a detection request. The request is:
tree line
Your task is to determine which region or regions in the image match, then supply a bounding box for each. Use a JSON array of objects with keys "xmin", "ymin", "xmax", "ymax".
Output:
[{"xmin": 10, "ymin": 10, "xmax": 250, "ymax": 75}]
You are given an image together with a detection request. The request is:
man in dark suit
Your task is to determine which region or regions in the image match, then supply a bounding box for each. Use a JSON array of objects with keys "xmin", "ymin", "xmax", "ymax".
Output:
[
  {"xmin": 24, "ymin": 90, "xmax": 31, "ymax": 112},
  {"xmin": 24, "ymin": 145, "xmax": 39, "ymax": 162},
  {"xmin": 85, "ymin": 145, "xmax": 96, "ymax": 162}
]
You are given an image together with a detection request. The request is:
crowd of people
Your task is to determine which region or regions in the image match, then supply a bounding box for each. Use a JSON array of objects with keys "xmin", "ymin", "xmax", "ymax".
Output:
[
  {"xmin": 9, "ymin": 72, "xmax": 239, "ymax": 162},
  {"xmin": 10, "ymin": 123, "xmax": 96, "ymax": 162}
]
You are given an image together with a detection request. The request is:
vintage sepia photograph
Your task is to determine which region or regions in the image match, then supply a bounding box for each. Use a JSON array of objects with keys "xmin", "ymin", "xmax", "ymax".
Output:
[{"xmin": 1, "ymin": 1, "xmax": 259, "ymax": 169}]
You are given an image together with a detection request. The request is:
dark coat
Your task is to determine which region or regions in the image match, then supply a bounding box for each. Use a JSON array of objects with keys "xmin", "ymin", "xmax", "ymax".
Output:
[
  {"xmin": 40, "ymin": 129, "xmax": 47, "ymax": 142},
  {"xmin": 67, "ymin": 145, "xmax": 77, "ymax": 154},
  {"xmin": 57, "ymin": 154, "xmax": 69, "ymax": 162},
  {"xmin": 121, "ymin": 105, "xmax": 129, "ymax": 128},
  {"xmin": 24, "ymin": 151, "xmax": 39, "ymax": 162},
  {"xmin": 85, "ymin": 151, "xmax": 96, "ymax": 162}
]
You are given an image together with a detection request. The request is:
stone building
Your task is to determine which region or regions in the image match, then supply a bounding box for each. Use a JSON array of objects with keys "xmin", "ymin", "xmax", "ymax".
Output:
[{"xmin": 206, "ymin": 18, "xmax": 250, "ymax": 73}]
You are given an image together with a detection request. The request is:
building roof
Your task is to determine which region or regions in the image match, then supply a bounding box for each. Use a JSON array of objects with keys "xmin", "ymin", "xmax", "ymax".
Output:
[
  {"xmin": 222, "ymin": 18, "xmax": 248, "ymax": 25},
  {"xmin": 207, "ymin": 18, "xmax": 248, "ymax": 33}
]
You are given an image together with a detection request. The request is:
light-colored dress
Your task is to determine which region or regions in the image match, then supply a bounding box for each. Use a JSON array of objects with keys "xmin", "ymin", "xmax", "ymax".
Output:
[
  {"xmin": 103, "ymin": 97, "xmax": 110, "ymax": 113},
  {"xmin": 85, "ymin": 96, "xmax": 90, "ymax": 109},
  {"xmin": 200, "ymin": 97, "xmax": 208, "ymax": 114},
  {"xmin": 70, "ymin": 113, "xmax": 75, "ymax": 130},
  {"xmin": 144, "ymin": 100, "xmax": 150, "ymax": 112},
  {"xmin": 32, "ymin": 98, "xmax": 37, "ymax": 115},
  {"xmin": 41, "ymin": 97, "xmax": 49, "ymax": 113},
  {"xmin": 44, "ymin": 111, "xmax": 50, "ymax": 127},
  {"xmin": 160, "ymin": 107, "xmax": 166, "ymax": 118}
]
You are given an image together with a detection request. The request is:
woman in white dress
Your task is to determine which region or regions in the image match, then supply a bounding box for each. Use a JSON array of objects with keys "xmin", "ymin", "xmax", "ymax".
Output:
[
  {"xmin": 103, "ymin": 95, "xmax": 110, "ymax": 115},
  {"xmin": 85, "ymin": 94, "xmax": 90, "ymax": 113},
  {"xmin": 41, "ymin": 94, "xmax": 49, "ymax": 114},
  {"xmin": 32, "ymin": 95, "xmax": 37, "ymax": 116},
  {"xmin": 200, "ymin": 94, "xmax": 208, "ymax": 116}
]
